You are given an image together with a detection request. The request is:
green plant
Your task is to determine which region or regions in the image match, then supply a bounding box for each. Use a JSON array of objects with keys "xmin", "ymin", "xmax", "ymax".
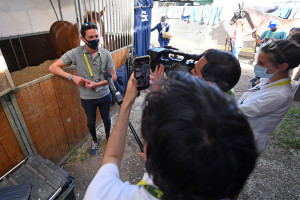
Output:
[
  {"xmin": 79, "ymin": 148, "xmax": 89, "ymax": 161},
  {"xmin": 273, "ymin": 104, "xmax": 300, "ymax": 149},
  {"xmin": 69, "ymin": 147, "xmax": 79, "ymax": 162}
]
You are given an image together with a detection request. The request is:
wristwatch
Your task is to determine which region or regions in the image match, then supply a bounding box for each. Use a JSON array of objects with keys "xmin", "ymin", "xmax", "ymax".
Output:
[{"xmin": 68, "ymin": 74, "xmax": 73, "ymax": 80}]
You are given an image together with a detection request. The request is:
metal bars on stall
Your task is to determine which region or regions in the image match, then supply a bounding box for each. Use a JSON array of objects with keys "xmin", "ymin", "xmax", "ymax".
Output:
[{"xmin": 74, "ymin": 0, "xmax": 133, "ymax": 52}]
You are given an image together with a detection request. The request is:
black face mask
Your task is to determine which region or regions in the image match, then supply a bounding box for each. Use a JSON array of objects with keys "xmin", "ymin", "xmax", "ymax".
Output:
[{"xmin": 85, "ymin": 38, "xmax": 99, "ymax": 49}]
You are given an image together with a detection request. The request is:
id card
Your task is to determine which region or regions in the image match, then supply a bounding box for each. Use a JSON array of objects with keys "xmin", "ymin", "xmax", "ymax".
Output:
[
  {"xmin": 94, "ymin": 78, "xmax": 101, "ymax": 92},
  {"xmin": 95, "ymin": 86, "xmax": 102, "ymax": 92}
]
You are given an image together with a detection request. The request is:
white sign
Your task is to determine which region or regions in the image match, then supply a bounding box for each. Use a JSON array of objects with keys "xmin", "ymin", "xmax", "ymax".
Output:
[{"xmin": 141, "ymin": 11, "xmax": 148, "ymax": 22}]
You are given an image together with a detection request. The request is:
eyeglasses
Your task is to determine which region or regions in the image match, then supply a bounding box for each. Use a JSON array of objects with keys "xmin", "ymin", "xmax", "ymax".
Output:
[
  {"xmin": 81, "ymin": 22, "xmax": 96, "ymax": 28},
  {"xmin": 268, "ymin": 42, "xmax": 288, "ymax": 62}
]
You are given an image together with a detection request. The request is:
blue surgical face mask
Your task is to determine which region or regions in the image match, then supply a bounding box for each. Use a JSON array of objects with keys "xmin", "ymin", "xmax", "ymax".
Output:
[
  {"xmin": 85, "ymin": 38, "xmax": 99, "ymax": 49},
  {"xmin": 254, "ymin": 64, "xmax": 275, "ymax": 79}
]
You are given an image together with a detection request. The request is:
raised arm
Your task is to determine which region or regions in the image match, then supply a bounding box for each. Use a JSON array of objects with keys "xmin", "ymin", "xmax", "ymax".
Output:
[
  {"xmin": 101, "ymin": 74, "xmax": 138, "ymax": 168},
  {"xmin": 151, "ymin": 23, "xmax": 159, "ymax": 32}
]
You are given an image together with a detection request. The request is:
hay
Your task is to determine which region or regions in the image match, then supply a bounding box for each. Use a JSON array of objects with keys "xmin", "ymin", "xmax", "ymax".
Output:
[{"xmin": 11, "ymin": 59, "xmax": 58, "ymax": 86}]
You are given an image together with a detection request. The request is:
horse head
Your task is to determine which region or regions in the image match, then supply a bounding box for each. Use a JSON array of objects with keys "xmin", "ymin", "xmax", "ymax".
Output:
[
  {"xmin": 83, "ymin": 9, "xmax": 105, "ymax": 24},
  {"xmin": 84, "ymin": 9, "xmax": 106, "ymax": 41},
  {"xmin": 230, "ymin": 3, "xmax": 245, "ymax": 25}
]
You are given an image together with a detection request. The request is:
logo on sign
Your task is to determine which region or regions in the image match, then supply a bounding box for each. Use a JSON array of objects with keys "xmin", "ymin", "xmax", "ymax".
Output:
[{"xmin": 141, "ymin": 11, "xmax": 148, "ymax": 22}]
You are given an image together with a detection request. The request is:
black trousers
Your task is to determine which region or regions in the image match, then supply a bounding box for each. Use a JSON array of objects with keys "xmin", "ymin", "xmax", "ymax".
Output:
[{"xmin": 81, "ymin": 93, "xmax": 112, "ymax": 142}]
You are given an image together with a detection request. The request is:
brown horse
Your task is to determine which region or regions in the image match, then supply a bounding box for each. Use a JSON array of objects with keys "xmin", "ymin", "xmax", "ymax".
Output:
[
  {"xmin": 50, "ymin": 10, "xmax": 105, "ymax": 57},
  {"xmin": 231, "ymin": 3, "xmax": 300, "ymax": 42}
]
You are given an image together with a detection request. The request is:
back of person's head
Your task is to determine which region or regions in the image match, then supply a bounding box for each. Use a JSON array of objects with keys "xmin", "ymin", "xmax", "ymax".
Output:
[
  {"xmin": 80, "ymin": 22, "xmax": 98, "ymax": 38},
  {"xmin": 288, "ymin": 27, "xmax": 300, "ymax": 37},
  {"xmin": 261, "ymin": 33, "xmax": 300, "ymax": 70},
  {"xmin": 201, "ymin": 49, "xmax": 241, "ymax": 92},
  {"xmin": 141, "ymin": 71, "xmax": 257, "ymax": 200}
]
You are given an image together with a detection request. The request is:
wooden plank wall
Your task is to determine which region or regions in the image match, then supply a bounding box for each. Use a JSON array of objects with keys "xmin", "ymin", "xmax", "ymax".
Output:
[
  {"xmin": 13, "ymin": 48, "xmax": 128, "ymax": 164},
  {"xmin": 0, "ymin": 102, "xmax": 24, "ymax": 177}
]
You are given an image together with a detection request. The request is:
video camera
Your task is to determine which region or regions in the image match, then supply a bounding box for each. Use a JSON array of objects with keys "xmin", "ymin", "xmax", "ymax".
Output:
[{"xmin": 147, "ymin": 46, "xmax": 202, "ymax": 74}]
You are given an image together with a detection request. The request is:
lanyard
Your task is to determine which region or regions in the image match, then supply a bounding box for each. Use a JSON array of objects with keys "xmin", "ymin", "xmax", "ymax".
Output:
[
  {"xmin": 82, "ymin": 46, "xmax": 102, "ymax": 79},
  {"xmin": 266, "ymin": 79, "xmax": 291, "ymax": 88},
  {"xmin": 240, "ymin": 79, "xmax": 291, "ymax": 104},
  {"xmin": 137, "ymin": 179, "xmax": 164, "ymax": 199},
  {"xmin": 265, "ymin": 30, "xmax": 277, "ymax": 38}
]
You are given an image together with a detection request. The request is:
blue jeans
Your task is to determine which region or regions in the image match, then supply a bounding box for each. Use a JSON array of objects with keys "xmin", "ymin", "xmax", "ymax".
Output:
[
  {"xmin": 159, "ymin": 39, "xmax": 170, "ymax": 48},
  {"xmin": 232, "ymin": 43, "xmax": 243, "ymax": 59},
  {"xmin": 81, "ymin": 93, "xmax": 112, "ymax": 142}
]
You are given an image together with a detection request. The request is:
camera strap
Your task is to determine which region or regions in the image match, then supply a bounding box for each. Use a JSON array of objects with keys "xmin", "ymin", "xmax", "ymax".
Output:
[
  {"xmin": 137, "ymin": 179, "xmax": 163, "ymax": 199},
  {"xmin": 82, "ymin": 46, "xmax": 102, "ymax": 80}
]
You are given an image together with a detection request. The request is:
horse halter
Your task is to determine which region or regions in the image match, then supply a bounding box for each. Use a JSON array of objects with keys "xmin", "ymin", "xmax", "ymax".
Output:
[
  {"xmin": 232, "ymin": 8, "xmax": 245, "ymax": 23},
  {"xmin": 237, "ymin": 9, "xmax": 245, "ymax": 19}
]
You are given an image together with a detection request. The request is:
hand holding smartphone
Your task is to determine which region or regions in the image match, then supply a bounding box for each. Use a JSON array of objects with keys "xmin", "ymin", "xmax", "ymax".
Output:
[{"xmin": 133, "ymin": 56, "xmax": 151, "ymax": 90}]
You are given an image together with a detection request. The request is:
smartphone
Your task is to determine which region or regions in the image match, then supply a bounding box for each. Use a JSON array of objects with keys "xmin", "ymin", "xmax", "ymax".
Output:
[{"xmin": 133, "ymin": 56, "xmax": 151, "ymax": 90}]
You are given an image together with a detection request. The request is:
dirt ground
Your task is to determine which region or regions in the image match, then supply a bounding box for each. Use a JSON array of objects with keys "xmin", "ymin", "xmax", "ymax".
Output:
[{"xmin": 61, "ymin": 56, "xmax": 300, "ymax": 200}]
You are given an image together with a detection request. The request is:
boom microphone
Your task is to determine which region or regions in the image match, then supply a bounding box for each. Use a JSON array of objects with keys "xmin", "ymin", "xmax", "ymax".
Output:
[{"xmin": 104, "ymin": 71, "xmax": 123, "ymax": 105}]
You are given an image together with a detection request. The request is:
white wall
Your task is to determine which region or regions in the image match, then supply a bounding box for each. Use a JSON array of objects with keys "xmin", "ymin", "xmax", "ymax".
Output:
[{"xmin": 0, "ymin": 0, "xmax": 76, "ymax": 38}]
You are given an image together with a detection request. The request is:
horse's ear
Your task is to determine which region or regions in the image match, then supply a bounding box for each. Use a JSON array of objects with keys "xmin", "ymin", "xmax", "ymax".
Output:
[
  {"xmin": 241, "ymin": 2, "xmax": 244, "ymax": 9},
  {"xmin": 100, "ymin": 7, "xmax": 105, "ymax": 17},
  {"xmin": 238, "ymin": 3, "xmax": 240, "ymax": 9},
  {"xmin": 87, "ymin": 10, "xmax": 91, "ymax": 15}
]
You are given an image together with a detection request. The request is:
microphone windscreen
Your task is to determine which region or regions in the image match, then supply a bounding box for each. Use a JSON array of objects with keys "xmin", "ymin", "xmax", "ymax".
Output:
[{"xmin": 103, "ymin": 71, "xmax": 112, "ymax": 80}]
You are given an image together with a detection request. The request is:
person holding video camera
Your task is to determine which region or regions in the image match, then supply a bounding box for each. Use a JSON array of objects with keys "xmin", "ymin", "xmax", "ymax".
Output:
[
  {"xmin": 191, "ymin": 49, "xmax": 241, "ymax": 98},
  {"xmin": 83, "ymin": 71, "xmax": 257, "ymax": 200},
  {"xmin": 49, "ymin": 22, "xmax": 116, "ymax": 156},
  {"xmin": 151, "ymin": 16, "xmax": 171, "ymax": 48}
]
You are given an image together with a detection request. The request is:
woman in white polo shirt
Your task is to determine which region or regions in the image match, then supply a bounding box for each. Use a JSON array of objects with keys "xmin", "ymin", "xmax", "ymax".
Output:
[{"xmin": 238, "ymin": 33, "xmax": 300, "ymax": 154}]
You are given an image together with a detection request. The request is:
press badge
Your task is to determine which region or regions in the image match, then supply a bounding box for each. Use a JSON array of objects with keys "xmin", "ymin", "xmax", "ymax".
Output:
[{"xmin": 94, "ymin": 78, "xmax": 102, "ymax": 92}]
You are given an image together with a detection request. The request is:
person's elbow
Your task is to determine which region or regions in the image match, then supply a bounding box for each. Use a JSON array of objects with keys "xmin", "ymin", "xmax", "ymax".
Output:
[
  {"xmin": 49, "ymin": 64, "xmax": 55, "ymax": 73},
  {"xmin": 49, "ymin": 59, "xmax": 65, "ymax": 74}
]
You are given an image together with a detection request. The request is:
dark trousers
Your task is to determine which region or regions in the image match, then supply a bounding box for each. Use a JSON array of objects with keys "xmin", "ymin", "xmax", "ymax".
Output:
[{"xmin": 81, "ymin": 94, "xmax": 112, "ymax": 142}]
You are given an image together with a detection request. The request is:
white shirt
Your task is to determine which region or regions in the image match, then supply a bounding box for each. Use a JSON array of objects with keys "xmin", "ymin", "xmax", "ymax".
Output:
[
  {"xmin": 234, "ymin": 27, "xmax": 244, "ymax": 46},
  {"xmin": 237, "ymin": 77, "xmax": 293, "ymax": 154},
  {"xmin": 83, "ymin": 163, "xmax": 159, "ymax": 200}
]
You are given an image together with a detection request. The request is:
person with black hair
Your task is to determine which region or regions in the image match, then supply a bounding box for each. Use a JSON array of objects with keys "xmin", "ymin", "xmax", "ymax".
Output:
[
  {"xmin": 288, "ymin": 27, "xmax": 300, "ymax": 38},
  {"xmin": 49, "ymin": 22, "xmax": 116, "ymax": 156},
  {"xmin": 238, "ymin": 33, "xmax": 300, "ymax": 154},
  {"xmin": 191, "ymin": 49, "xmax": 241, "ymax": 97},
  {"xmin": 84, "ymin": 71, "xmax": 257, "ymax": 200}
]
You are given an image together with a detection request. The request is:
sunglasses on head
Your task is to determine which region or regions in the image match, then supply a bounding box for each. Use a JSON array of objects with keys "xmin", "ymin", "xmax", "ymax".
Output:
[
  {"xmin": 268, "ymin": 42, "xmax": 288, "ymax": 62},
  {"xmin": 81, "ymin": 22, "xmax": 96, "ymax": 27}
]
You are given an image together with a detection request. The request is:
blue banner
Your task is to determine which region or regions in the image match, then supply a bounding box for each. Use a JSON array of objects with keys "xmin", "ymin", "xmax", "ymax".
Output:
[{"xmin": 134, "ymin": 0, "xmax": 153, "ymax": 56}]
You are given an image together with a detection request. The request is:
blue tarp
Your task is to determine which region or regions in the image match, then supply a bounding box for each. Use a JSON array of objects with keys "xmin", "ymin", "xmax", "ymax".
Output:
[
  {"xmin": 275, "ymin": 7, "xmax": 292, "ymax": 19},
  {"xmin": 191, "ymin": 6, "xmax": 201, "ymax": 22},
  {"xmin": 208, "ymin": 6, "xmax": 223, "ymax": 25},
  {"xmin": 201, "ymin": 5, "xmax": 211, "ymax": 24},
  {"xmin": 134, "ymin": 0, "xmax": 153, "ymax": 56},
  {"xmin": 111, "ymin": 64, "xmax": 128, "ymax": 106}
]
